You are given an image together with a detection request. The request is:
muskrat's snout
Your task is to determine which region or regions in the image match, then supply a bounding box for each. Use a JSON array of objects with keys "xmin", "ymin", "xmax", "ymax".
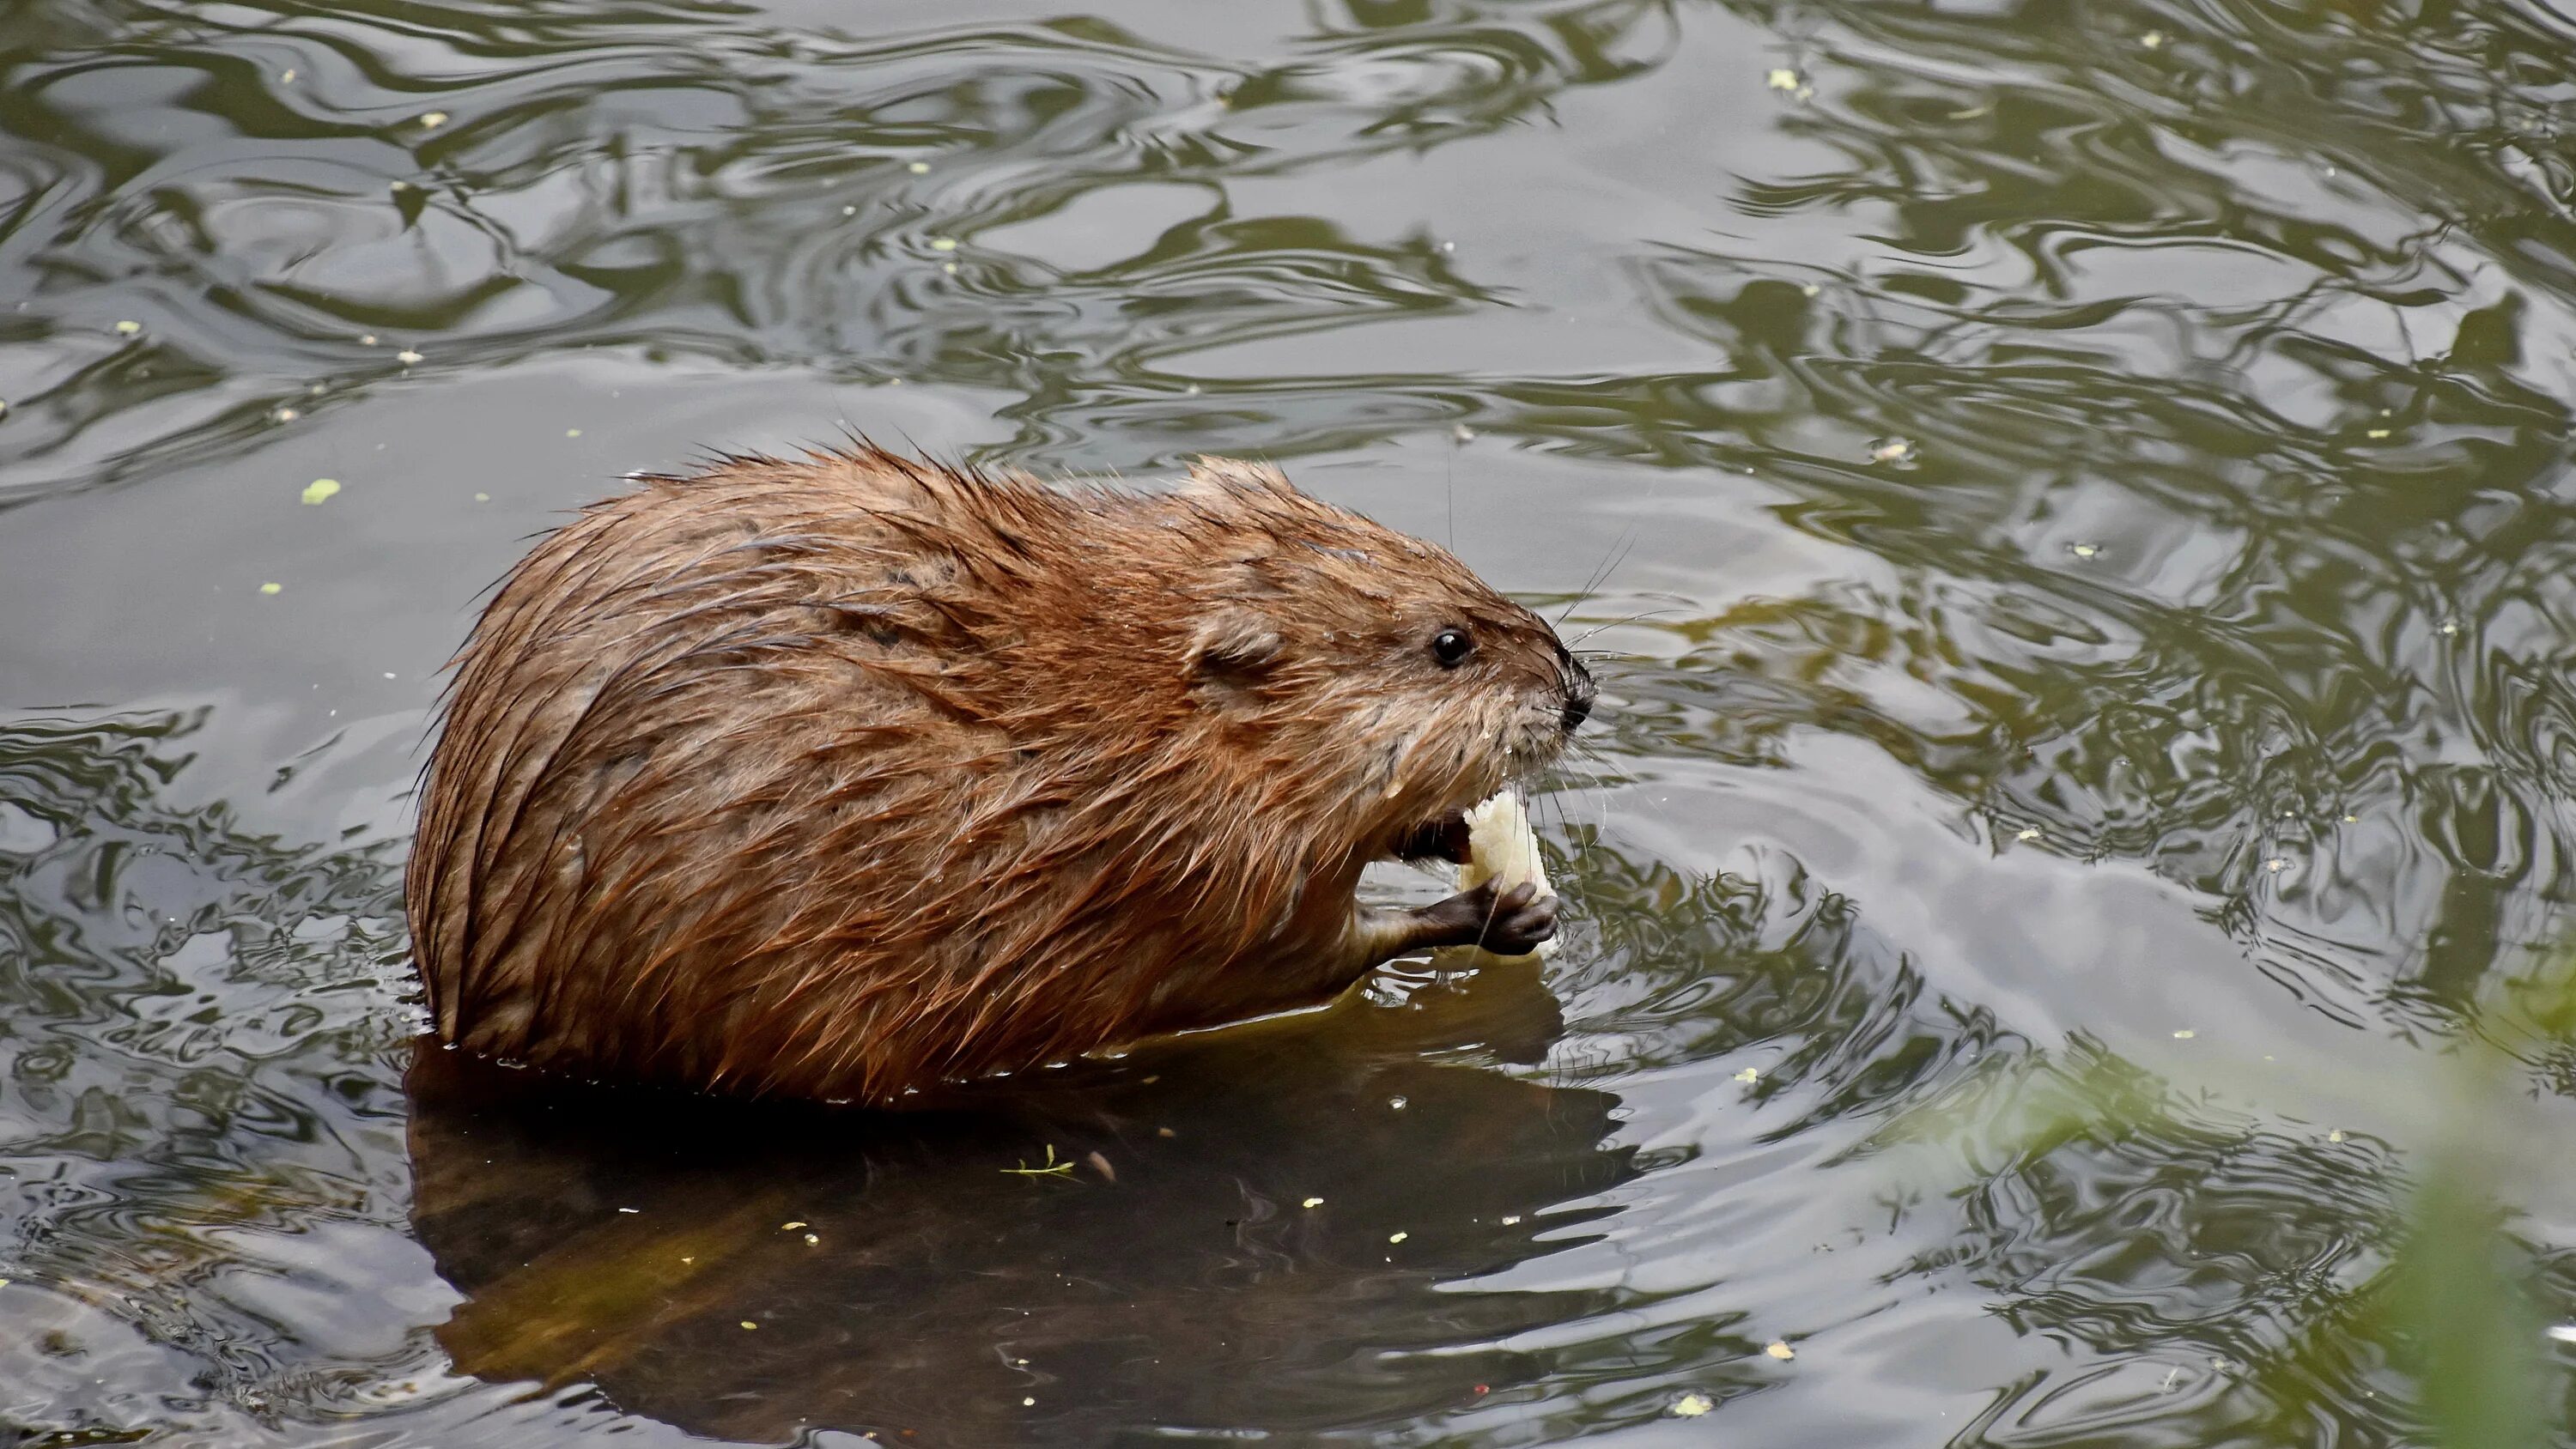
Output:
[
  {"xmin": 1550, "ymin": 639, "xmax": 1596, "ymax": 734},
  {"xmin": 1560, "ymin": 654, "xmax": 1596, "ymax": 733}
]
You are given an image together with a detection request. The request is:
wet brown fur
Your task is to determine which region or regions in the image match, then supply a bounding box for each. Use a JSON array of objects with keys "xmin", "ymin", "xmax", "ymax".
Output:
[{"xmin": 406, "ymin": 448, "xmax": 1585, "ymax": 1102}]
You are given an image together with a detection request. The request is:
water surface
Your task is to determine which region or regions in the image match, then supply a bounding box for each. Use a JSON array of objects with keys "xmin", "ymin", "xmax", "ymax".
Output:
[{"xmin": 4, "ymin": 0, "xmax": 2576, "ymax": 1444}]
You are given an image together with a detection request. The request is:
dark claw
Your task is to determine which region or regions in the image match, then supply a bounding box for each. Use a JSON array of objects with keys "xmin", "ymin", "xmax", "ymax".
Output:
[{"xmin": 1414, "ymin": 878, "xmax": 1558, "ymax": 956}]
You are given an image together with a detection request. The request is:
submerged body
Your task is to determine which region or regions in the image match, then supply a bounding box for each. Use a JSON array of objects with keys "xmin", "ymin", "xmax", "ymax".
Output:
[{"xmin": 406, "ymin": 449, "xmax": 1592, "ymax": 1102}]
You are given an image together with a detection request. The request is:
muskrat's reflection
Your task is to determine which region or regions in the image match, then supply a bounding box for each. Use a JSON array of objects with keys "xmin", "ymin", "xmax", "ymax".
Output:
[{"xmin": 409, "ymin": 961, "xmax": 1636, "ymax": 1446}]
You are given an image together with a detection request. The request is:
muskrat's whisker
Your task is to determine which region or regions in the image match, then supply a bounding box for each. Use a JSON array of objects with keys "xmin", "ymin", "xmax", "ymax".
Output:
[
  {"xmin": 1565, "ymin": 609, "xmax": 1684, "ymax": 649},
  {"xmin": 1554, "ymin": 527, "xmax": 1637, "ymax": 628}
]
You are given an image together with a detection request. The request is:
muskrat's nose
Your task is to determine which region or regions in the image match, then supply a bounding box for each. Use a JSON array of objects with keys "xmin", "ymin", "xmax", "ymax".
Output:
[{"xmin": 1560, "ymin": 664, "xmax": 1596, "ymax": 733}]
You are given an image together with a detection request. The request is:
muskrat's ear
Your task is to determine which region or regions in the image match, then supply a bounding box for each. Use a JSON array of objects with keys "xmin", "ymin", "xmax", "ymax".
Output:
[
  {"xmin": 1185, "ymin": 608, "xmax": 1284, "ymax": 683},
  {"xmin": 1181, "ymin": 458, "xmax": 1295, "ymax": 500}
]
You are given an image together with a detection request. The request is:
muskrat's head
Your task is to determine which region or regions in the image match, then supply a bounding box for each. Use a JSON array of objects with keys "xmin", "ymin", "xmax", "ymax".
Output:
[{"xmin": 1164, "ymin": 459, "xmax": 1595, "ymax": 868}]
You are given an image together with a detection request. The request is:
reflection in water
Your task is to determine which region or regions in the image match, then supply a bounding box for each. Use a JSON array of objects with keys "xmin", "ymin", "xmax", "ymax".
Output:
[
  {"xmin": 3, "ymin": 0, "xmax": 2576, "ymax": 1442},
  {"xmin": 408, "ymin": 969, "xmax": 1633, "ymax": 1446}
]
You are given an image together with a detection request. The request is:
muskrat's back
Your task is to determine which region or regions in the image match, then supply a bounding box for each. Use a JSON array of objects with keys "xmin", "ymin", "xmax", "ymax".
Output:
[{"xmin": 409, "ymin": 448, "xmax": 1591, "ymax": 1101}]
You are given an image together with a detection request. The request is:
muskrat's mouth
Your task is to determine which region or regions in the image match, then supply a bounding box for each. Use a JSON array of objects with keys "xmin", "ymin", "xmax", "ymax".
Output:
[{"xmin": 1389, "ymin": 810, "xmax": 1473, "ymax": 866}]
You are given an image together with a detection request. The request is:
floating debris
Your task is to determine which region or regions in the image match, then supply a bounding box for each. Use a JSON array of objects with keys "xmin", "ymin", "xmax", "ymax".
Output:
[
  {"xmin": 271, "ymin": 406, "xmax": 298, "ymax": 423},
  {"xmin": 929, "ymin": 237, "xmax": 958, "ymax": 252},
  {"xmin": 1002, "ymin": 1145, "xmax": 1076, "ymax": 1179},
  {"xmin": 1765, "ymin": 1341, "xmax": 1796, "ymax": 1361},
  {"xmin": 1301, "ymin": 1197, "xmax": 1324, "ymax": 1209},
  {"xmin": 739, "ymin": 1320, "xmax": 756, "ymax": 1331},
  {"xmin": 2016, "ymin": 828, "xmax": 2042, "ymax": 842},
  {"xmin": 359, "ymin": 334, "xmax": 378, "ymax": 346},
  {"xmin": 565, "ymin": 427, "xmax": 582, "ymax": 438},
  {"xmin": 2366, "ymin": 427, "xmax": 2391, "ymax": 439},
  {"xmin": 1800, "ymin": 282, "xmax": 1821, "ymax": 297},
  {"xmin": 2142, "ymin": 30, "xmax": 2165, "ymax": 47},
  {"xmin": 1501, "ymin": 1215, "xmax": 1522, "ymax": 1225},
  {"xmin": 419, "ymin": 111, "xmax": 449, "ymax": 129},
  {"xmin": 2327, "ymin": 1129, "xmax": 2347, "ymax": 1143},
  {"xmin": 2173, "ymin": 1029, "xmax": 2196, "ymax": 1040},
  {"xmin": 114, "ymin": 319, "xmax": 142, "ymax": 336},
  {"xmin": 1868, "ymin": 437, "xmax": 1917, "ymax": 465},
  {"xmin": 781, "ymin": 1222, "xmax": 806, "ymax": 1231},
  {"xmin": 473, "ymin": 491, "xmax": 490, "ymax": 502},
  {"xmin": 1388, "ymin": 1231, "xmax": 1408, "ymax": 1244},
  {"xmin": 907, "ymin": 161, "xmax": 931, "ymax": 174},
  {"xmin": 396, "ymin": 349, "xmax": 423, "ymax": 364},
  {"xmin": 1388, "ymin": 1095, "xmax": 1407, "ymax": 1110},
  {"xmin": 259, "ymin": 582, "xmax": 283, "ymax": 595},
  {"xmin": 1671, "ymin": 1393, "xmax": 1715, "ymax": 1417},
  {"xmin": 1734, "ymin": 1066, "xmax": 1760, "ymax": 1083},
  {"xmin": 301, "ymin": 477, "xmax": 341, "ymax": 506},
  {"xmin": 1766, "ymin": 68, "xmax": 1801, "ymax": 91},
  {"xmin": 2069, "ymin": 542, "xmax": 2101, "ymax": 558}
]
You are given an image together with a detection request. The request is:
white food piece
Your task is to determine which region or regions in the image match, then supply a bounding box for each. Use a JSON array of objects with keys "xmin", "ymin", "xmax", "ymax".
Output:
[{"xmin": 1437, "ymin": 789, "xmax": 1557, "ymax": 966}]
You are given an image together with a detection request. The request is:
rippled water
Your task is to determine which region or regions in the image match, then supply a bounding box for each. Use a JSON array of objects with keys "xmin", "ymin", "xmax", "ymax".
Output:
[{"xmin": 4, "ymin": 0, "xmax": 2575, "ymax": 1444}]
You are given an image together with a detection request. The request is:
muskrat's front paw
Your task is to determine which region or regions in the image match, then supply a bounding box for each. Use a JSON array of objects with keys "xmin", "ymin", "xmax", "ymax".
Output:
[{"xmin": 1418, "ymin": 879, "xmax": 1558, "ymax": 956}]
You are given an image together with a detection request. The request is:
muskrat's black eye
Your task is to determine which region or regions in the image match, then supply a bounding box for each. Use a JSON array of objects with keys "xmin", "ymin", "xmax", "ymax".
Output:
[{"xmin": 1431, "ymin": 627, "xmax": 1474, "ymax": 668}]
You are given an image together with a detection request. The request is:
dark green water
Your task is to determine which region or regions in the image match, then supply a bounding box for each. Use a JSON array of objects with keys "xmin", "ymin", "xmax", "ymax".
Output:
[{"xmin": 4, "ymin": 0, "xmax": 2576, "ymax": 1444}]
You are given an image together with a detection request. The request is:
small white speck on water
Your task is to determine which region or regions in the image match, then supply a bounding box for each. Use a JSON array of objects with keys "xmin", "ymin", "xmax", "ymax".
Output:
[
  {"xmin": 1388, "ymin": 1095, "xmax": 1407, "ymax": 1110},
  {"xmin": 1301, "ymin": 1197, "xmax": 1324, "ymax": 1208},
  {"xmin": 566, "ymin": 427, "xmax": 581, "ymax": 438},
  {"xmin": 1800, "ymin": 282, "xmax": 1821, "ymax": 297},
  {"xmin": 908, "ymin": 161, "xmax": 931, "ymax": 173},
  {"xmin": 1671, "ymin": 1393, "xmax": 1714, "ymax": 1417},
  {"xmin": 2174, "ymin": 1029, "xmax": 2196, "ymax": 1039},
  {"xmin": 942, "ymin": 262, "xmax": 957, "ymax": 274},
  {"xmin": 2142, "ymin": 30, "xmax": 2164, "ymax": 46},
  {"xmin": 474, "ymin": 492, "xmax": 490, "ymax": 502},
  {"xmin": 843, "ymin": 204, "xmax": 856, "ymax": 215},
  {"xmin": 2016, "ymin": 828, "xmax": 2041, "ymax": 842},
  {"xmin": 1500, "ymin": 1215, "xmax": 1521, "ymax": 1225},
  {"xmin": 1766, "ymin": 68, "xmax": 1801, "ymax": 91},
  {"xmin": 281, "ymin": 68, "xmax": 296, "ymax": 82},
  {"xmin": 2070, "ymin": 542, "xmax": 2100, "ymax": 558},
  {"xmin": 617, "ymin": 1207, "xmax": 639, "ymax": 1214},
  {"xmin": 2328, "ymin": 1129, "xmax": 2347, "ymax": 1143},
  {"xmin": 419, "ymin": 111, "xmax": 448, "ymax": 128},
  {"xmin": 929, "ymin": 237, "xmax": 958, "ymax": 252},
  {"xmin": 115, "ymin": 319, "xmax": 142, "ymax": 336},
  {"xmin": 2265, "ymin": 858, "xmax": 2287, "ymax": 872},
  {"xmin": 1735, "ymin": 1066, "xmax": 1760, "ymax": 1083},
  {"xmin": 1388, "ymin": 1231, "xmax": 1408, "ymax": 1244},
  {"xmin": 383, "ymin": 672, "xmax": 397, "ymax": 680},
  {"xmin": 1023, "ymin": 1397, "xmax": 1036, "ymax": 1407},
  {"xmin": 1452, "ymin": 423, "xmax": 1475, "ymax": 443},
  {"xmin": 396, "ymin": 349, "xmax": 423, "ymax": 364},
  {"xmin": 359, "ymin": 334, "xmax": 378, "ymax": 346}
]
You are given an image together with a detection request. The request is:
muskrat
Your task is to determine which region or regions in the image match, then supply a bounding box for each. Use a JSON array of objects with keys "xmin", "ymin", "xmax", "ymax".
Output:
[{"xmin": 406, "ymin": 447, "xmax": 1595, "ymax": 1103}]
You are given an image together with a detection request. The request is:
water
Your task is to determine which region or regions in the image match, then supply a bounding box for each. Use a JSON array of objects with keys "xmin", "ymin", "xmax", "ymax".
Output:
[{"xmin": 3, "ymin": 0, "xmax": 2574, "ymax": 1444}]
